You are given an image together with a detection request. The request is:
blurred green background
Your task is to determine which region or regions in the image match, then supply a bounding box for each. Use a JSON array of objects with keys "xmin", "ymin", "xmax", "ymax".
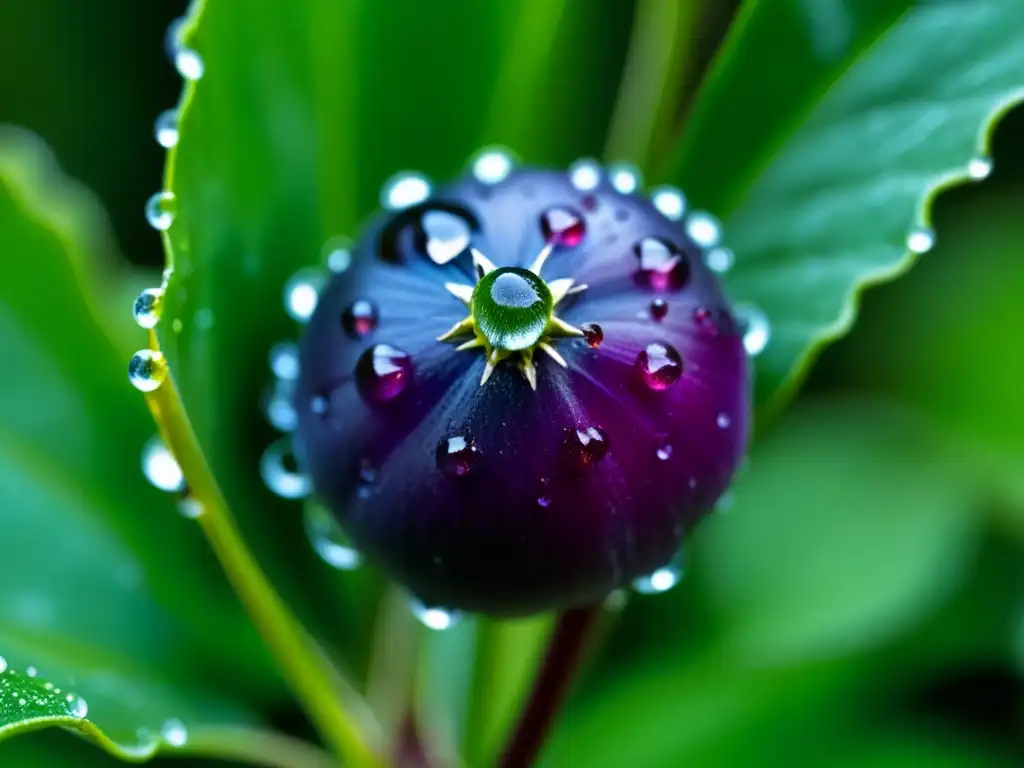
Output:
[{"xmin": 0, "ymin": 0, "xmax": 1021, "ymax": 766}]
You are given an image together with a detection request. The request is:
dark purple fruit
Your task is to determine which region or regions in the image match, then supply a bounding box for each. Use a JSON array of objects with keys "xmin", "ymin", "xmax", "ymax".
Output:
[{"xmin": 294, "ymin": 165, "xmax": 749, "ymax": 616}]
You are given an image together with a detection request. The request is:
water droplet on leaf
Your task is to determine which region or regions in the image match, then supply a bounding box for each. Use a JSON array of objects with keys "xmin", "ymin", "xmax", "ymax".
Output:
[
  {"xmin": 128, "ymin": 350, "xmax": 168, "ymax": 392},
  {"xmin": 145, "ymin": 192, "xmax": 176, "ymax": 231},
  {"xmin": 132, "ymin": 288, "xmax": 163, "ymax": 329}
]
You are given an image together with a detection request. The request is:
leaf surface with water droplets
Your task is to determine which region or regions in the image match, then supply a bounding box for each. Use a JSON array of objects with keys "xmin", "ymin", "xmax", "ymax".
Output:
[{"xmin": 662, "ymin": 0, "xmax": 1024, "ymax": 410}]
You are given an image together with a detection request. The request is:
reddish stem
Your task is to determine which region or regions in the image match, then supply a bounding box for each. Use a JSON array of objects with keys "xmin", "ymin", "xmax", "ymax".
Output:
[{"xmin": 497, "ymin": 605, "xmax": 602, "ymax": 768}]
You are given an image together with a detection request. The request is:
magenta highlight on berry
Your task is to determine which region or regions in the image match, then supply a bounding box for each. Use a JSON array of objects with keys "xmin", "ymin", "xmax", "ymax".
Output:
[{"xmin": 291, "ymin": 152, "xmax": 751, "ymax": 616}]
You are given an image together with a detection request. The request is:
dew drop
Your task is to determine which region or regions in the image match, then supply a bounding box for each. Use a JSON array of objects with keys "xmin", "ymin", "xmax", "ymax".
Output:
[
  {"xmin": 25, "ymin": 666, "xmax": 36, "ymax": 678},
  {"xmin": 356, "ymin": 344, "xmax": 413, "ymax": 403},
  {"xmin": 473, "ymin": 149, "xmax": 514, "ymax": 185},
  {"xmin": 649, "ymin": 298, "xmax": 668, "ymax": 321},
  {"xmin": 967, "ymin": 155, "xmax": 993, "ymax": 180},
  {"xmin": 633, "ymin": 237, "xmax": 689, "ymax": 292},
  {"xmin": 539, "ymin": 206, "xmax": 586, "ymax": 247},
  {"xmin": 341, "ymin": 300, "xmax": 379, "ymax": 338},
  {"xmin": 323, "ymin": 237, "xmax": 353, "ymax": 273},
  {"xmin": 705, "ymin": 246, "xmax": 735, "ymax": 274},
  {"xmin": 0, "ymin": 657, "xmax": 6, "ymax": 673},
  {"xmin": 260, "ymin": 440, "xmax": 311, "ymax": 499},
  {"xmin": 562, "ymin": 426, "xmax": 609, "ymax": 469},
  {"xmin": 304, "ymin": 504, "xmax": 361, "ymax": 570},
  {"xmin": 581, "ymin": 322, "xmax": 603, "ymax": 348},
  {"xmin": 261, "ymin": 379, "xmax": 298, "ymax": 432},
  {"xmin": 154, "ymin": 110, "xmax": 179, "ymax": 149},
  {"xmin": 269, "ymin": 341, "xmax": 300, "ymax": 380},
  {"xmin": 692, "ymin": 307, "xmax": 721, "ymax": 336},
  {"xmin": 164, "ymin": 17, "xmax": 184, "ymax": 61},
  {"xmin": 568, "ymin": 159, "xmax": 601, "ymax": 191},
  {"xmin": 735, "ymin": 304, "xmax": 771, "ymax": 357},
  {"xmin": 650, "ymin": 186, "xmax": 686, "ymax": 220},
  {"xmin": 435, "ymin": 435, "xmax": 481, "ymax": 479},
  {"xmin": 381, "ymin": 172, "xmax": 432, "ymax": 210},
  {"xmin": 145, "ymin": 192, "xmax": 176, "ymax": 231},
  {"xmin": 420, "ymin": 209, "xmax": 472, "ymax": 264},
  {"xmin": 636, "ymin": 342, "xmax": 683, "ymax": 390},
  {"xmin": 175, "ymin": 48, "xmax": 205, "ymax": 81},
  {"xmin": 412, "ymin": 602, "xmax": 462, "ymax": 631},
  {"xmin": 608, "ymin": 163, "xmax": 641, "ymax": 194},
  {"xmin": 633, "ymin": 551, "xmax": 684, "ymax": 595},
  {"xmin": 685, "ymin": 211, "xmax": 721, "ymax": 248},
  {"xmin": 161, "ymin": 718, "xmax": 188, "ymax": 747},
  {"xmin": 69, "ymin": 695, "xmax": 89, "ymax": 719},
  {"xmin": 283, "ymin": 269, "xmax": 324, "ymax": 323},
  {"xmin": 18, "ymin": 698, "xmax": 25, "ymax": 707},
  {"xmin": 717, "ymin": 412, "xmax": 732, "ymax": 429},
  {"xmin": 141, "ymin": 436, "xmax": 185, "ymax": 493},
  {"xmin": 906, "ymin": 226, "xmax": 935, "ymax": 254},
  {"xmin": 177, "ymin": 493, "xmax": 204, "ymax": 520},
  {"xmin": 537, "ymin": 495, "xmax": 552, "ymax": 508},
  {"xmin": 128, "ymin": 349, "xmax": 168, "ymax": 392},
  {"xmin": 132, "ymin": 288, "xmax": 164, "ymax": 329},
  {"xmin": 356, "ymin": 458, "xmax": 380, "ymax": 499}
]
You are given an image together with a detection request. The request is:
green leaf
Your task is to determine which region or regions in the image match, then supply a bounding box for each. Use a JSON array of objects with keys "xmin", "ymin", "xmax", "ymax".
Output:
[
  {"xmin": 696, "ymin": 398, "xmax": 978, "ymax": 666},
  {"xmin": 663, "ymin": 0, "xmax": 1024, "ymax": 408},
  {"xmin": 156, "ymin": 0, "xmax": 633, "ymax": 653},
  {"xmin": 0, "ymin": 129, "xmax": 296, "ymax": 759}
]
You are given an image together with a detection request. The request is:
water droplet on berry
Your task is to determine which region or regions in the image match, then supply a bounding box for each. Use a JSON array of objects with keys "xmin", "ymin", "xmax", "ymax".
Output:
[
  {"xmin": 608, "ymin": 163, "xmax": 641, "ymax": 194},
  {"xmin": 323, "ymin": 237, "xmax": 353, "ymax": 273},
  {"xmin": 412, "ymin": 602, "xmax": 462, "ymax": 631},
  {"xmin": 650, "ymin": 298, "xmax": 668, "ymax": 321},
  {"xmin": 382, "ymin": 172, "xmax": 432, "ymax": 210},
  {"xmin": 736, "ymin": 304, "xmax": 770, "ymax": 356},
  {"xmin": 269, "ymin": 341, "xmax": 300, "ymax": 380},
  {"xmin": 304, "ymin": 504, "xmax": 361, "ymax": 570},
  {"xmin": 132, "ymin": 288, "xmax": 163, "ymax": 329},
  {"xmin": 656, "ymin": 438, "xmax": 673, "ymax": 461},
  {"xmin": 636, "ymin": 342, "xmax": 683, "ymax": 390},
  {"xmin": 154, "ymin": 109, "xmax": 179, "ymax": 149},
  {"xmin": 161, "ymin": 718, "xmax": 188, "ymax": 747},
  {"xmin": 568, "ymin": 159, "xmax": 601, "ymax": 191},
  {"xmin": 633, "ymin": 551, "xmax": 684, "ymax": 594},
  {"xmin": 356, "ymin": 344, "xmax": 413, "ymax": 403},
  {"xmin": 540, "ymin": 207, "xmax": 586, "ymax": 247},
  {"xmin": 907, "ymin": 226, "xmax": 935, "ymax": 254},
  {"xmin": 693, "ymin": 307, "xmax": 720, "ymax": 336},
  {"xmin": 436, "ymin": 435, "xmax": 481, "ymax": 479},
  {"xmin": 283, "ymin": 269, "xmax": 324, "ymax": 323},
  {"xmin": 341, "ymin": 299, "xmax": 379, "ymax": 338},
  {"xmin": 420, "ymin": 209, "xmax": 472, "ymax": 264},
  {"xmin": 141, "ymin": 436, "xmax": 185, "ymax": 492},
  {"xmin": 967, "ymin": 156, "xmax": 993, "ymax": 180},
  {"xmin": 128, "ymin": 349, "xmax": 168, "ymax": 392},
  {"xmin": 260, "ymin": 440, "xmax": 310, "ymax": 499},
  {"xmin": 537, "ymin": 495, "xmax": 552, "ymax": 508},
  {"xmin": 717, "ymin": 412, "xmax": 732, "ymax": 429},
  {"xmin": 562, "ymin": 426, "xmax": 609, "ymax": 469},
  {"xmin": 633, "ymin": 238, "xmax": 689, "ymax": 292},
  {"xmin": 705, "ymin": 246, "xmax": 734, "ymax": 274},
  {"xmin": 651, "ymin": 186, "xmax": 685, "ymax": 220},
  {"xmin": 581, "ymin": 322, "xmax": 603, "ymax": 348},
  {"xmin": 356, "ymin": 458, "xmax": 380, "ymax": 499},
  {"xmin": 472, "ymin": 149, "xmax": 514, "ymax": 185},
  {"xmin": 685, "ymin": 211, "xmax": 721, "ymax": 248},
  {"xmin": 145, "ymin": 192, "xmax": 176, "ymax": 231}
]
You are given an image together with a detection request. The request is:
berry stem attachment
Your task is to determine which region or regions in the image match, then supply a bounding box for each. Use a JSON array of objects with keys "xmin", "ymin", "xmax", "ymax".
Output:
[
  {"xmin": 140, "ymin": 333, "xmax": 382, "ymax": 768},
  {"xmin": 497, "ymin": 605, "xmax": 603, "ymax": 768}
]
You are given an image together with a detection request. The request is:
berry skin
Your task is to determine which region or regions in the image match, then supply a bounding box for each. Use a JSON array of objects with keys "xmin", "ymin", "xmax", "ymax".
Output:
[{"xmin": 294, "ymin": 166, "xmax": 749, "ymax": 616}]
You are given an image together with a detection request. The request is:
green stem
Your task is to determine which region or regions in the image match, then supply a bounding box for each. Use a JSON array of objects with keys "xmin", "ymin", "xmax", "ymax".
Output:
[
  {"xmin": 366, "ymin": 587, "xmax": 421, "ymax": 744},
  {"xmin": 603, "ymin": 0, "xmax": 701, "ymax": 169},
  {"xmin": 183, "ymin": 727, "xmax": 340, "ymax": 768},
  {"xmin": 142, "ymin": 340, "xmax": 381, "ymax": 767}
]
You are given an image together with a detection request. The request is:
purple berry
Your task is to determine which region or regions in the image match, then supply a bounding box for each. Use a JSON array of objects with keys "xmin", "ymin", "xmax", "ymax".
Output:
[{"xmin": 294, "ymin": 166, "xmax": 749, "ymax": 615}]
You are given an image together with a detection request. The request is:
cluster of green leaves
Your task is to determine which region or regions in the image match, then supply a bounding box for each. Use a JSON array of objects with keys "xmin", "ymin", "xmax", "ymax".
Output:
[{"xmin": 1, "ymin": 0, "xmax": 1022, "ymax": 765}]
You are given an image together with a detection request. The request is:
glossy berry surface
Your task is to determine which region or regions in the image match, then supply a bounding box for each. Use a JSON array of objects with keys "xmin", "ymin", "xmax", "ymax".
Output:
[{"xmin": 294, "ymin": 165, "xmax": 749, "ymax": 615}]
